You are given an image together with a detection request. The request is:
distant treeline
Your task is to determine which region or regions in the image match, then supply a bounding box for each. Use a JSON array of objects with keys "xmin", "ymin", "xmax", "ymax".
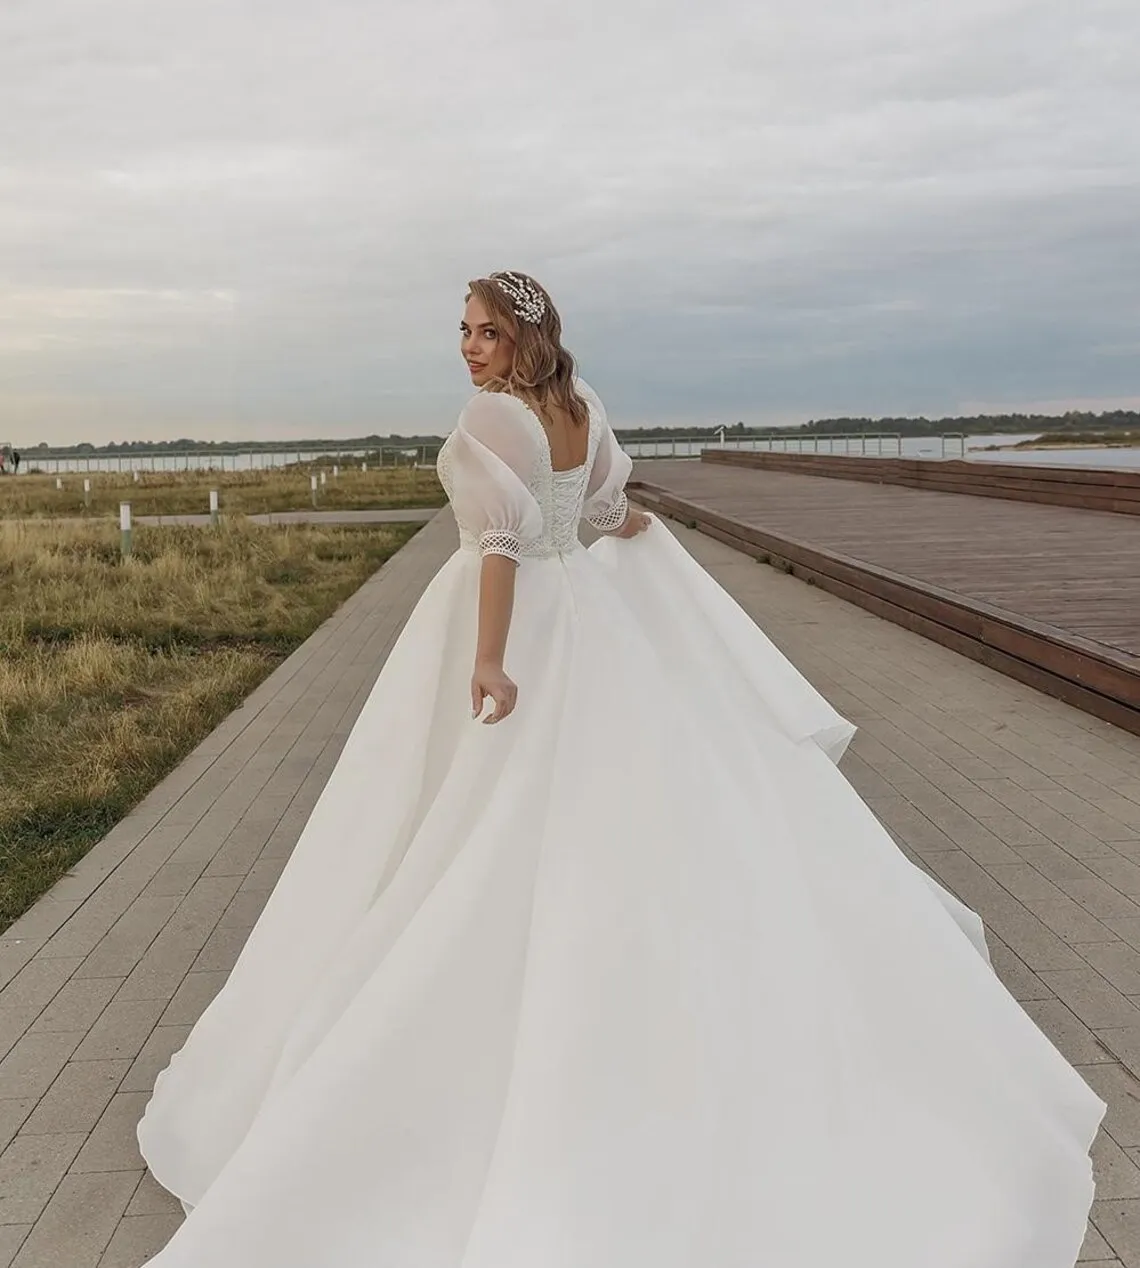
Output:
[
  {"xmin": 20, "ymin": 434, "xmax": 445, "ymax": 456},
  {"xmin": 616, "ymin": 409, "xmax": 1140, "ymax": 441},
  {"xmin": 18, "ymin": 408, "xmax": 1140, "ymax": 455}
]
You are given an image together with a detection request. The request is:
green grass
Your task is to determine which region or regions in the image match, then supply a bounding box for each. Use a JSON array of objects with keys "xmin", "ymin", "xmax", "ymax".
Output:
[
  {"xmin": 0, "ymin": 517, "xmax": 419, "ymax": 929},
  {"xmin": 1009, "ymin": 431, "xmax": 1140, "ymax": 449}
]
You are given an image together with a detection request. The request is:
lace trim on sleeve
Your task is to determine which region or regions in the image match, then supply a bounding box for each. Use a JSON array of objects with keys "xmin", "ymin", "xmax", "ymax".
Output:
[
  {"xmin": 587, "ymin": 491, "xmax": 629, "ymax": 533},
  {"xmin": 478, "ymin": 529, "xmax": 522, "ymax": 563}
]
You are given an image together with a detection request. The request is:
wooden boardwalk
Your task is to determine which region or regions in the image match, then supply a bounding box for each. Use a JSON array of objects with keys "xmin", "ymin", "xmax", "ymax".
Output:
[
  {"xmin": 633, "ymin": 460, "xmax": 1140, "ymax": 733},
  {"xmin": 0, "ymin": 508, "xmax": 1139, "ymax": 1263},
  {"xmin": 702, "ymin": 447, "xmax": 1140, "ymax": 515}
]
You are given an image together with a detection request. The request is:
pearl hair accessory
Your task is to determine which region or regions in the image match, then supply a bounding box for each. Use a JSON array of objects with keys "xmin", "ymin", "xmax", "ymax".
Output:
[{"xmin": 493, "ymin": 271, "xmax": 546, "ymax": 324}]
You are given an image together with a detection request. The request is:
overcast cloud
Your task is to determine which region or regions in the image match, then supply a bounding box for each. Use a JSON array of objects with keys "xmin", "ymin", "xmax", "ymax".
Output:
[{"xmin": 1, "ymin": 0, "xmax": 1137, "ymax": 444}]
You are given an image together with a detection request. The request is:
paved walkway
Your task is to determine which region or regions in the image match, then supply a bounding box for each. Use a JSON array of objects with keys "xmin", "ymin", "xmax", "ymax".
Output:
[
  {"xmin": 4, "ymin": 509, "xmax": 441, "ymax": 529},
  {"xmin": 1, "ymin": 510, "xmax": 1139, "ymax": 1264},
  {"xmin": 137, "ymin": 508, "xmax": 441, "ymax": 526}
]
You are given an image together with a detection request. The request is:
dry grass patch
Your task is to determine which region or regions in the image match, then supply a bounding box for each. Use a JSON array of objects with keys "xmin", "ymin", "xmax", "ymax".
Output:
[
  {"xmin": 0, "ymin": 517, "xmax": 419, "ymax": 927},
  {"xmin": 0, "ymin": 465, "xmax": 443, "ymax": 519}
]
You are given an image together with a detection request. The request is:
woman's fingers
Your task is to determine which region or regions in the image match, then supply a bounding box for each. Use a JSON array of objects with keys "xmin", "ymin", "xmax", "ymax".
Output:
[
  {"xmin": 483, "ymin": 682, "xmax": 517, "ymax": 725},
  {"xmin": 472, "ymin": 670, "xmax": 517, "ymax": 725},
  {"xmin": 617, "ymin": 509, "xmax": 651, "ymax": 538}
]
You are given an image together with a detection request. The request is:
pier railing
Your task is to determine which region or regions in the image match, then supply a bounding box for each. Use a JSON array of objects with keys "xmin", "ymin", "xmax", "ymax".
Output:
[
  {"xmin": 622, "ymin": 433, "xmax": 906, "ymax": 459},
  {"xmin": 9, "ymin": 444, "xmax": 443, "ymax": 476},
  {"xmin": 11, "ymin": 433, "xmax": 984, "ymax": 473}
]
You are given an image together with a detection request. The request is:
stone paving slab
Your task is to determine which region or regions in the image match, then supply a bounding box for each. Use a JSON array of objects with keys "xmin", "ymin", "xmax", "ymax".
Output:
[
  {"xmin": 0, "ymin": 510, "xmax": 457, "ymax": 1266},
  {"xmin": 672, "ymin": 526, "xmax": 1140, "ymax": 1266},
  {"xmin": 1, "ymin": 508, "xmax": 1138, "ymax": 1263}
]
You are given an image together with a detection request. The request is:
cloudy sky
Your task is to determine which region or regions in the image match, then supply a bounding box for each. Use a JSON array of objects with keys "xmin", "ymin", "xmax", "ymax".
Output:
[{"xmin": 1, "ymin": 0, "xmax": 1137, "ymax": 444}]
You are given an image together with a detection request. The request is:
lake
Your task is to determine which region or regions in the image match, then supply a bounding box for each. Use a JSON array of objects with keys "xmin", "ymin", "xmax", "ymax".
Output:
[{"xmin": 650, "ymin": 433, "xmax": 1140, "ymax": 470}]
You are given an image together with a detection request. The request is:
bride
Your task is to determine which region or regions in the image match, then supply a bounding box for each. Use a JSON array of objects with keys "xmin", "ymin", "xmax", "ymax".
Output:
[{"xmin": 137, "ymin": 271, "xmax": 1105, "ymax": 1267}]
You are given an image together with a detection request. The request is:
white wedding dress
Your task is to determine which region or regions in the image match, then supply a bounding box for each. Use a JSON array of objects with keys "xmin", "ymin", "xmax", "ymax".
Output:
[{"xmin": 137, "ymin": 382, "xmax": 1105, "ymax": 1267}]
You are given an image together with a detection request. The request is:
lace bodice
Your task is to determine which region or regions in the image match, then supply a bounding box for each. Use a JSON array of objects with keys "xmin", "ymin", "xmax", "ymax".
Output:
[{"xmin": 436, "ymin": 382, "xmax": 631, "ymax": 563}]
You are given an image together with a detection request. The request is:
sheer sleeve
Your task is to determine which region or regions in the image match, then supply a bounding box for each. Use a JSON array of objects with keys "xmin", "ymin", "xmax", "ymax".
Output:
[
  {"xmin": 445, "ymin": 393, "xmax": 544, "ymax": 563},
  {"xmin": 581, "ymin": 383, "xmax": 633, "ymax": 533}
]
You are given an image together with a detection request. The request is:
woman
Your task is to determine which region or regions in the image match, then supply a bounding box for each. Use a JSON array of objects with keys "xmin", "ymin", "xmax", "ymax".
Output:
[{"xmin": 138, "ymin": 271, "xmax": 1104, "ymax": 1267}]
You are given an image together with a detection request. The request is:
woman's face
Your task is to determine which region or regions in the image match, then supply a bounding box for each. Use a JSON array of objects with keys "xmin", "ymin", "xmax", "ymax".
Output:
[{"xmin": 460, "ymin": 294, "xmax": 515, "ymax": 388}]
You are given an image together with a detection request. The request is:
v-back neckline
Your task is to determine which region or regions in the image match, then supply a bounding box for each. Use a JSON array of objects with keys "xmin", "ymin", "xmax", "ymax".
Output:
[{"xmin": 498, "ymin": 390, "xmax": 593, "ymax": 473}]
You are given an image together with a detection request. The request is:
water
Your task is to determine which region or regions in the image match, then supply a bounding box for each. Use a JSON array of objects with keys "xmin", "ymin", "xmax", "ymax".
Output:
[
  {"xmin": 628, "ymin": 432, "xmax": 1140, "ymax": 470},
  {"xmin": 963, "ymin": 437, "xmax": 1140, "ymax": 470}
]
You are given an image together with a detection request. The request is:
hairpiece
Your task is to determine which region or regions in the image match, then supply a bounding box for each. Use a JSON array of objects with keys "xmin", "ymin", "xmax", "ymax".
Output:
[{"xmin": 493, "ymin": 271, "xmax": 546, "ymax": 325}]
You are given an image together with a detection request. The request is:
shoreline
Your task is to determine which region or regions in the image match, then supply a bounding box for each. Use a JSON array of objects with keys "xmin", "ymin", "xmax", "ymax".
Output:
[{"xmin": 979, "ymin": 440, "xmax": 1140, "ymax": 453}]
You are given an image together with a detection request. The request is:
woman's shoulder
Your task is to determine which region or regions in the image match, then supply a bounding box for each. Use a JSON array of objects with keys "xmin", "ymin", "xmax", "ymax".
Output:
[
  {"xmin": 455, "ymin": 391, "xmax": 544, "ymax": 464},
  {"xmin": 459, "ymin": 388, "xmax": 537, "ymax": 421}
]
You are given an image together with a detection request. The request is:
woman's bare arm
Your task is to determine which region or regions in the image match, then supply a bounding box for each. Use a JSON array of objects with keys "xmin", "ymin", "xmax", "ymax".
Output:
[{"xmin": 471, "ymin": 553, "xmax": 518, "ymax": 724}]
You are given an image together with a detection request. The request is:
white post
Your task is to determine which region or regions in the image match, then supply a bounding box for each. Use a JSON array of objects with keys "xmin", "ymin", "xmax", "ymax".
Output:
[
  {"xmin": 119, "ymin": 502, "xmax": 133, "ymax": 558},
  {"xmin": 209, "ymin": 489, "xmax": 219, "ymax": 527},
  {"xmin": 310, "ymin": 474, "xmax": 319, "ymax": 507},
  {"xmin": 55, "ymin": 477, "xmax": 63, "ymax": 490},
  {"xmin": 332, "ymin": 464, "xmax": 339, "ymax": 479},
  {"xmin": 320, "ymin": 470, "xmax": 327, "ymax": 486},
  {"xmin": 83, "ymin": 477, "xmax": 92, "ymax": 508},
  {"xmin": 361, "ymin": 461, "xmax": 367, "ymax": 472}
]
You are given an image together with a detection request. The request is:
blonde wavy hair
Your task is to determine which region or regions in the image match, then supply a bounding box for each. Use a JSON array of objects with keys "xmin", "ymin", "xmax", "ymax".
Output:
[{"xmin": 466, "ymin": 272, "xmax": 590, "ymax": 428}]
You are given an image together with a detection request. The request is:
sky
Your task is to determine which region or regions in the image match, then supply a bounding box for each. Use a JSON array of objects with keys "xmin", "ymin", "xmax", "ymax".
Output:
[{"xmin": 1, "ymin": 0, "xmax": 1137, "ymax": 445}]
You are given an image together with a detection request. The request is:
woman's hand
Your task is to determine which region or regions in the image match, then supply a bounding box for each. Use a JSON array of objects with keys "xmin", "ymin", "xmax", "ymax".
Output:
[
  {"xmin": 614, "ymin": 508, "xmax": 652, "ymax": 539},
  {"xmin": 471, "ymin": 659, "xmax": 518, "ymax": 724}
]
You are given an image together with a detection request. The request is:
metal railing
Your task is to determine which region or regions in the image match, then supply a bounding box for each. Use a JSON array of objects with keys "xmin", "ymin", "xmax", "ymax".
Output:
[
  {"xmin": 621, "ymin": 433, "xmax": 984, "ymax": 461},
  {"xmin": 940, "ymin": 433, "xmax": 967, "ymax": 458},
  {"xmin": 727, "ymin": 432, "xmax": 904, "ymax": 457},
  {"xmin": 621, "ymin": 432, "xmax": 905, "ymax": 459},
  {"xmin": 12, "ymin": 432, "xmax": 974, "ymax": 475},
  {"xmin": 12, "ymin": 444, "xmax": 441, "ymax": 476}
]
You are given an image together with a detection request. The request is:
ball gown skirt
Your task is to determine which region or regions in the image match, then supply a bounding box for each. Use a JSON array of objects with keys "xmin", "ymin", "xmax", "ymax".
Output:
[{"xmin": 136, "ymin": 523, "xmax": 1105, "ymax": 1268}]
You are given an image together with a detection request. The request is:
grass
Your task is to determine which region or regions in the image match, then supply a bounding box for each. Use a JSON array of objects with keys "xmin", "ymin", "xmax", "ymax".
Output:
[
  {"xmin": 0, "ymin": 516, "xmax": 419, "ymax": 930},
  {"xmin": 1009, "ymin": 431, "xmax": 1140, "ymax": 449},
  {"xmin": 0, "ymin": 465, "xmax": 444, "ymax": 519}
]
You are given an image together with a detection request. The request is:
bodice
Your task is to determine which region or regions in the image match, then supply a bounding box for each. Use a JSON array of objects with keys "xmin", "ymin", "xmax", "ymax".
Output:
[{"xmin": 438, "ymin": 396, "xmax": 603, "ymax": 560}]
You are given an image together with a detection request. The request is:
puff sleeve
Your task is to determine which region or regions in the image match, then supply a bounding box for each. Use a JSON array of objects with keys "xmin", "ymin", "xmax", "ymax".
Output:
[
  {"xmin": 444, "ymin": 393, "xmax": 544, "ymax": 563},
  {"xmin": 580, "ymin": 384, "xmax": 633, "ymax": 533}
]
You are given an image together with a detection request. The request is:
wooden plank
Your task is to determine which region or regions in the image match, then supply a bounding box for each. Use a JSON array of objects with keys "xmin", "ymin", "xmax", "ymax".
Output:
[{"xmin": 702, "ymin": 450, "xmax": 1140, "ymax": 514}]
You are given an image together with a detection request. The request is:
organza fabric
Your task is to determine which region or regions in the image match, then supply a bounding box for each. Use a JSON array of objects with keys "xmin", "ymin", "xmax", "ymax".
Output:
[{"xmin": 137, "ymin": 383, "xmax": 1104, "ymax": 1267}]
